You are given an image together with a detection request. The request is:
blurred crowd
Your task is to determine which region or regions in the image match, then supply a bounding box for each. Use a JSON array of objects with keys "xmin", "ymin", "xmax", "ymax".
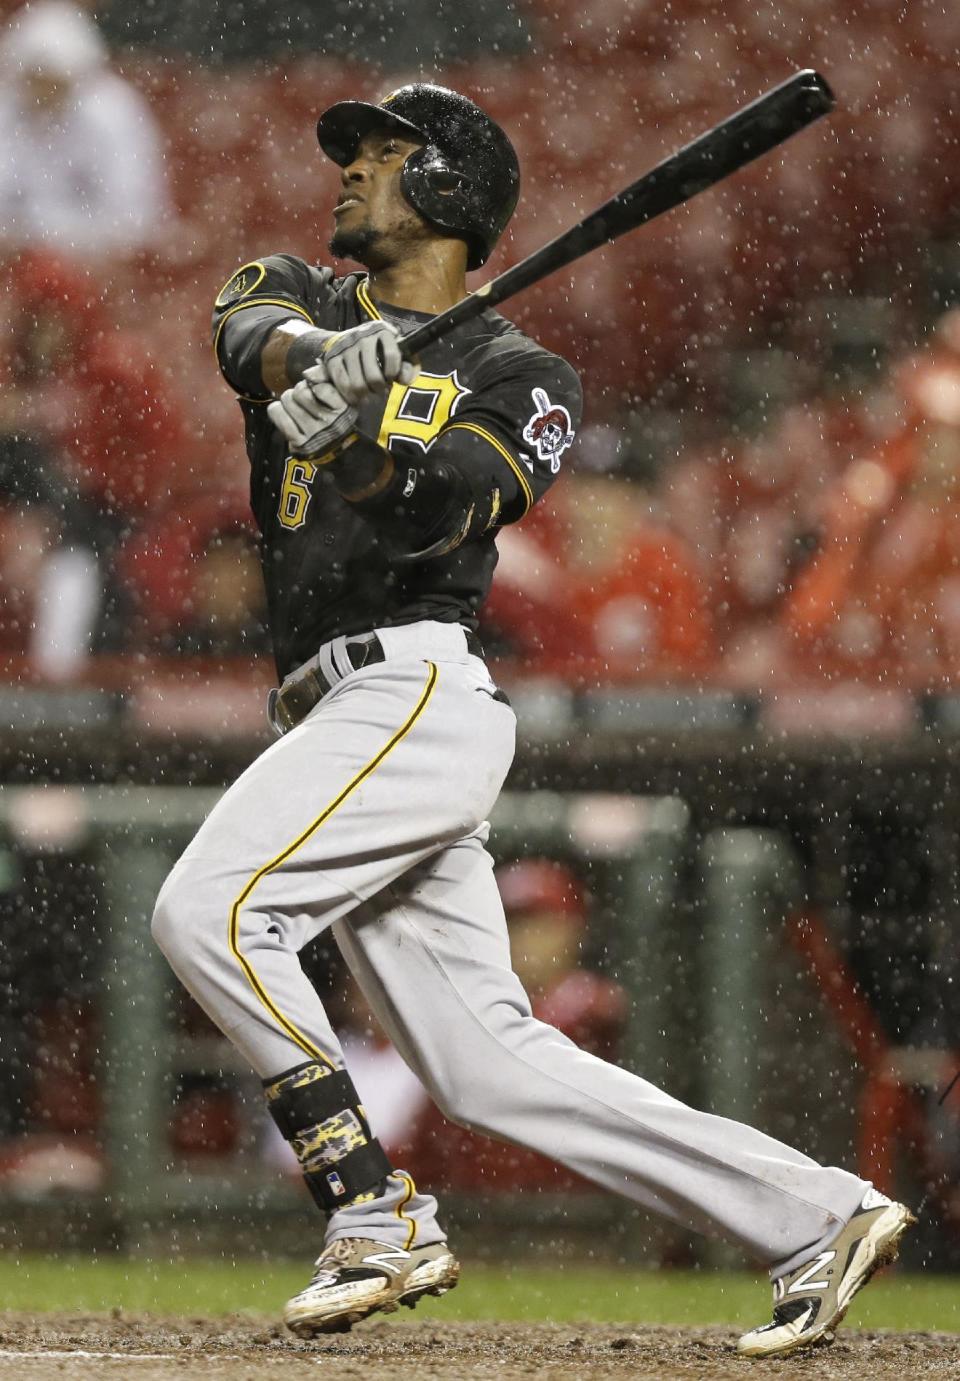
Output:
[
  {"xmin": 1, "ymin": 0, "xmax": 959, "ymax": 689},
  {"xmin": 487, "ymin": 319, "xmax": 960, "ymax": 689}
]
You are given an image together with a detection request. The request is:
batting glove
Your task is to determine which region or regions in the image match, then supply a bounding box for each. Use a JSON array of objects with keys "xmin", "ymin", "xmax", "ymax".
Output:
[
  {"xmin": 321, "ymin": 321, "xmax": 417, "ymax": 405},
  {"xmin": 267, "ymin": 363, "xmax": 359, "ymax": 461}
]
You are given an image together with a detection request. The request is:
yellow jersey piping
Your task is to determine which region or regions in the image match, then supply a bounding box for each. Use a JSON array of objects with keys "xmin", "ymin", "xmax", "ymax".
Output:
[
  {"xmin": 356, "ymin": 278, "xmax": 382, "ymax": 321},
  {"xmin": 443, "ymin": 422, "xmax": 533, "ymax": 514},
  {"xmin": 227, "ymin": 661, "xmax": 439, "ymax": 1064}
]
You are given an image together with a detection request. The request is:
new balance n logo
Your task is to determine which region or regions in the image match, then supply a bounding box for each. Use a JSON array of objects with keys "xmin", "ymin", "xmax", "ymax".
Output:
[
  {"xmin": 786, "ymin": 1251, "xmax": 836, "ymax": 1294},
  {"xmin": 361, "ymin": 1248, "xmax": 412, "ymax": 1277}
]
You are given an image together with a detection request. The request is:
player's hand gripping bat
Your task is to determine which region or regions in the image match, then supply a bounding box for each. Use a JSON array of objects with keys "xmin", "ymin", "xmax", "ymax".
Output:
[{"xmin": 398, "ymin": 69, "xmax": 835, "ymax": 360}]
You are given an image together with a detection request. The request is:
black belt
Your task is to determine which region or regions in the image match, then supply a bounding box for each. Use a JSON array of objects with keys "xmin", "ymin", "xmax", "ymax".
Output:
[{"xmin": 269, "ymin": 627, "xmax": 484, "ymax": 735}]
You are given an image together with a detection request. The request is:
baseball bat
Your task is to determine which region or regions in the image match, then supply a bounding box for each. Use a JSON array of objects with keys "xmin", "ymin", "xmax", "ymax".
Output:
[{"xmin": 398, "ymin": 68, "xmax": 834, "ymax": 359}]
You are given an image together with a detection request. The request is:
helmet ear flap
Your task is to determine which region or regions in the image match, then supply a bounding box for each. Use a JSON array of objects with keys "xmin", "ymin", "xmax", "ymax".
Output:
[
  {"xmin": 400, "ymin": 145, "xmax": 485, "ymax": 270},
  {"xmin": 428, "ymin": 167, "xmax": 469, "ymax": 194}
]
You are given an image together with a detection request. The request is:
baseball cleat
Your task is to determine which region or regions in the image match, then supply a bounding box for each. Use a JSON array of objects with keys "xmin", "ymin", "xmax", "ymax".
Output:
[
  {"xmin": 737, "ymin": 1188, "xmax": 916, "ymax": 1358},
  {"xmin": 283, "ymin": 1237, "xmax": 459, "ymax": 1337}
]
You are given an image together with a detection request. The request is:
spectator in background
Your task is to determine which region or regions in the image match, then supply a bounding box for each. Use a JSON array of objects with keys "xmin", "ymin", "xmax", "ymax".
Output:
[
  {"xmin": 174, "ymin": 526, "xmax": 270, "ymax": 658},
  {"xmin": 492, "ymin": 859, "xmax": 626, "ymax": 1059},
  {"xmin": 0, "ymin": 249, "xmax": 191, "ymax": 652},
  {"xmin": 2, "ymin": 250, "xmax": 188, "ymax": 517},
  {"xmin": 394, "ymin": 859, "xmax": 628, "ymax": 1193},
  {"xmin": 484, "ymin": 422, "xmax": 716, "ymax": 684},
  {"xmin": 779, "ymin": 308, "xmax": 960, "ymax": 685},
  {"xmin": 118, "ymin": 494, "xmax": 270, "ymax": 658},
  {"xmin": 0, "ymin": 0, "xmax": 170, "ymax": 257},
  {"xmin": 0, "ymin": 431, "xmax": 99, "ymax": 677},
  {"xmin": 695, "ymin": 407, "xmax": 842, "ymax": 686}
]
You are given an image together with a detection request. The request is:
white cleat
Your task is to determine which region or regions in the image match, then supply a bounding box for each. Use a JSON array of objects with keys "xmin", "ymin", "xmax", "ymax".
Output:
[
  {"xmin": 283, "ymin": 1237, "xmax": 460, "ymax": 1337},
  {"xmin": 737, "ymin": 1188, "xmax": 916, "ymax": 1358}
]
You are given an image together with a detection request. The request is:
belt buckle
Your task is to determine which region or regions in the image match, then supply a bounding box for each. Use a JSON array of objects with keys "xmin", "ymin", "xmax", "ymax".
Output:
[
  {"xmin": 267, "ymin": 686, "xmax": 297, "ymax": 736},
  {"xmin": 344, "ymin": 632, "xmax": 379, "ymax": 672},
  {"xmin": 270, "ymin": 637, "xmax": 377, "ymax": 737},
  {"xmin": 269, "ymin": 668, "xmax": 328, "ymax": 736}
]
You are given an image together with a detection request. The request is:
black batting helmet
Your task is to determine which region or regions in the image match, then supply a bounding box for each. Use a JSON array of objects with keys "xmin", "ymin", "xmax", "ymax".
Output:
[{"xmin": 316, "ymin": 83, "xmax": 520, "ymax": 271}]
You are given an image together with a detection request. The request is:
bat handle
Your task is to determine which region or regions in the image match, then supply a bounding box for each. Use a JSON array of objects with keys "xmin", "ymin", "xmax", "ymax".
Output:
[
  {"xmin": 399, "ymin": 321, "xmax": 434, "ymax": 359},
  {"xmin": 399, "ymin": 316, "xmax": 448, "ymax": 360}
]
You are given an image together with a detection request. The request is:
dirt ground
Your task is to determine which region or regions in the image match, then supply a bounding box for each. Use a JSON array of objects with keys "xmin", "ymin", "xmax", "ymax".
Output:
[{"xmin": 0, "ymin": 1316, "xmax": 956, "ymax": 1380}]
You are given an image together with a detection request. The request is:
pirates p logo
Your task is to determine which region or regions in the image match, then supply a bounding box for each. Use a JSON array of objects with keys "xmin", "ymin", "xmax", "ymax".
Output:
[
  {"xmin": 378, "ymin": 370, "xmax": 472, "ymax": 452},
  {"xmin": 215, "ymin": 261, "xmax": 267, "ymax": 308}
]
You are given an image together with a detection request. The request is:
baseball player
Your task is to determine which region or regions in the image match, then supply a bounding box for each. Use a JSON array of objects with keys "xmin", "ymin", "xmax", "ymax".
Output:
[{"xmin": 151, "ymin": 83, "xmax": 913, "ymax": 1357}]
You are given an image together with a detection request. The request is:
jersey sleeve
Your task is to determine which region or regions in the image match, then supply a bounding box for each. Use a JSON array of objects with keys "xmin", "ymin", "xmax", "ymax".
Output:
[
  {"xmin": 211, "ymin": 254, "xmax": 321, "ymax": 399},
  {"xmin": 337, "ymin": 339, "xmax": 582, "ymax": 562},
  {"xmin": 435, "ymin": 340, "xmax": 582, "ymax": 525}
]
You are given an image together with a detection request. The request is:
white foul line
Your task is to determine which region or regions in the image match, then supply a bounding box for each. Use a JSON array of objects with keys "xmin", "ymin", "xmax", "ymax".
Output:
[
  {"xmin": 0, "ymin": 1352, "xmax": 244, "ymax": 1362},
  {"xmin": 0, "ymin": 1352, "xmax": 336, "ymax": 1366}
]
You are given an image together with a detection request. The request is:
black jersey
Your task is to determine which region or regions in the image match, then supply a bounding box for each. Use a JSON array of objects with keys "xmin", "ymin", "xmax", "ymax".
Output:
[{"xmin": 213, "ymin": 254, "xmax": 582, "ymax": 679}]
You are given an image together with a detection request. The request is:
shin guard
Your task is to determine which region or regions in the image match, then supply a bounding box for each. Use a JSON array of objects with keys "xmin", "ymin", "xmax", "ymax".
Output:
[{"xmin": 264, "ymin": 1061, "xmax": 392, "ymax": 1213}]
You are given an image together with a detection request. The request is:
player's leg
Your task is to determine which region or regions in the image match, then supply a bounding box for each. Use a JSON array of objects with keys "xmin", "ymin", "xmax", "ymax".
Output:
[
  {"xmin": 151, "ymin": 661, "xmax": 447, "ymax": 1075},
  {"xmin": 150, "ymin": 651, "xmax": 515, "ymax": 1331},
  {"xmin": 334, "ymin": 832, "xmax": 913, "ymax": 1355}
]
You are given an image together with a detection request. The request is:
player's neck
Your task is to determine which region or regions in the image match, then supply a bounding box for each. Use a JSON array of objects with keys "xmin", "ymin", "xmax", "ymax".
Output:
[{"xmin": 366, "ymin": 244, "xmax": 467, "ymax": 316}]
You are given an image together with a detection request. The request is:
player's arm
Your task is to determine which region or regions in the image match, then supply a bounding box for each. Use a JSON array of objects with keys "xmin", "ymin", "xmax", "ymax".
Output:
[
  {"xmin": 213, "ymin": 255, "xmax": 318, "ymax": 397},
  {"xmin": 269, "ymin": 347, "xmax": 581, "ymax": 559},
  {"xmin": 261, "ymin": 319, "xmax": 416, "ymax": 396},
  {"xmin": 212, "ymin": 255, "xmax": 414, "ymax": 398}
]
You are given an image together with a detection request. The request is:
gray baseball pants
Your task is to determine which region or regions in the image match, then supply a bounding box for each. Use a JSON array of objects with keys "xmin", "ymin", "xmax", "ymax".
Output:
[{"xmin": 151, "ymin": 620, "xmax": 868, "ymax": 1274}]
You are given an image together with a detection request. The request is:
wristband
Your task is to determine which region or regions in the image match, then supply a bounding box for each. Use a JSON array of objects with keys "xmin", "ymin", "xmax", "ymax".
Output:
[
  {"xmin": 285, "ymin": 329, "xmax": 335, "ymax": 385},
  {"xmin": 330, "ymin": 436, "xmax": 396, "ymax": 496},
  {"xmin": 313, "ymin": 429, "xmax": 360, "ymax": 465}
]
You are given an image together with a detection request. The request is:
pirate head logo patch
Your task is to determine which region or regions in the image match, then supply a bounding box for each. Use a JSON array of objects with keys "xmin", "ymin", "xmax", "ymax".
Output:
[{"xmin": 522, "ymin": 387, "xmax": 575, "ymax": 472}]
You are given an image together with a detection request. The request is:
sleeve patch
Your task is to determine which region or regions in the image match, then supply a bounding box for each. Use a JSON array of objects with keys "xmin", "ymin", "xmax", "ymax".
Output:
[
  {"xmin": 522, "ymin": 387, "xmax": 576, "ymax": 473},
  {"xmin": 215, "ymin": 261, "xmax": 267, "ymax": 308}
]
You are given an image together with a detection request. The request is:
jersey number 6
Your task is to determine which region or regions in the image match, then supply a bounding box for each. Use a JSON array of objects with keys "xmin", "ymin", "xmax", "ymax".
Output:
[{"xmin": 279, "ymin": 458, "xmax": 317, "ymax": 530}]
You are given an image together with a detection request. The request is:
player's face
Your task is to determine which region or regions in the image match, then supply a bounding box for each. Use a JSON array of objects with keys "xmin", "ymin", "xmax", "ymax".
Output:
[{"xmin": 329, "ymin": 129, "xmax": 431, "ymax": 268}]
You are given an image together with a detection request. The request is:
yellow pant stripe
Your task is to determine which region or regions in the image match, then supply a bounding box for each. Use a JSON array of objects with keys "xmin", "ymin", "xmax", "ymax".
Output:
[
  {"xmin": 394, "ymin": 1170, "xmax": 418, "ymax": 1250},
  {"xmin": 442, "ymin": 421, "xmax": 533, "ymax": 514},
  {"xmin": 227, "ymin": 661, "xmax": 440, "ymax": 1063}
]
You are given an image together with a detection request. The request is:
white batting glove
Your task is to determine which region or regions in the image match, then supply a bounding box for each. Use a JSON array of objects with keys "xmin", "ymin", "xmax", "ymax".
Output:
[
  {"xmin": 267, "ymin": 364, "xmax": 358, "ymax": 460},
  {"xmin": 321, "ymin": 321, "xmax": 417, "ymax": 405}
]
